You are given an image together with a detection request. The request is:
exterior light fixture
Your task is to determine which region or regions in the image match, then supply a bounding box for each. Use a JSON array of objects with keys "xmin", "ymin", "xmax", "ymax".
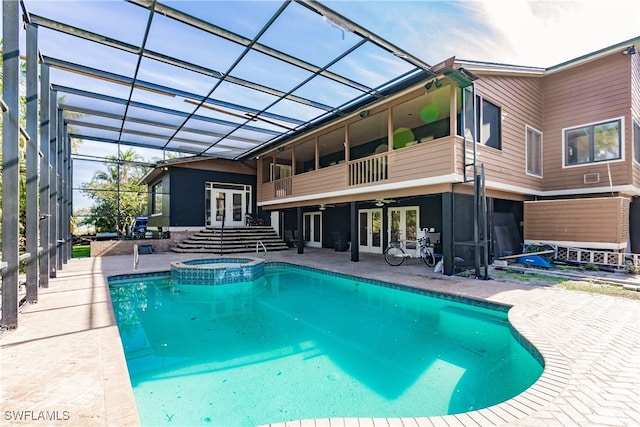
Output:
[
  {"xmin": 358, "ymin": 110, "xmax": 369, "ymax": 119},
  {"xmin": 425, "ymin": 79, "xmax": 443, "ymax": 90},
  {"xmin": 622, "ymin": 46, "xmax": 637, "ymax": 55}
]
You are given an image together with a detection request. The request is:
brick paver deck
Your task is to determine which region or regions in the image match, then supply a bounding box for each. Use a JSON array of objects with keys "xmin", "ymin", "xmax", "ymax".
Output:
[{"xmin": 1, "ymin": 249, "xmax": 638, "ymax": 426}]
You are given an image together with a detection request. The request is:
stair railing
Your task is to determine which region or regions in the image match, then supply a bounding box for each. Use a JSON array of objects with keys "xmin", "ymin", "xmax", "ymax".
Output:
[
  {"xmin": 256, "ymin": 240, "xmax": 267, "ymax": 256},
  {"xmin": 133, "ymin": 244, "xmax": 139, "ymax": 271},
  {"xmin": 220, "ymin": 212, "xmax": 225, "ymax": 255}
]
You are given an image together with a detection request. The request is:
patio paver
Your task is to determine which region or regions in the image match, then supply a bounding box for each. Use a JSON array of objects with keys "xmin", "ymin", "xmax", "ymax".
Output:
[{"xmin": 1, "ymin": 248, "xmax": 639, "ymax": 426}]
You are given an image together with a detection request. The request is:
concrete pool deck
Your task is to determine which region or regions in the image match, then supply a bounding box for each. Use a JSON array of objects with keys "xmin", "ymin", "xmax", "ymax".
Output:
[{"xmin": 1, "ymin": 248, "xmax": 638, "ymax": 426}]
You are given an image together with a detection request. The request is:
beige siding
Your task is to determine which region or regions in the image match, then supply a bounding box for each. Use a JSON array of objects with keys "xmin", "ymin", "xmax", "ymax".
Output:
[
  {"xmin": 292, "ymin": 165, "xmax": 347, "ymax": 195},
  {"xmin": 542, "ymin": 54, "xmax": 632, "ymax": 192},
  {"xmin": 386, "ymin": 137, "xmax": 456, "ymax": 182},
  {"xmin": 632, "ymin": 50, "xmax": 640, "ymax": 187},
  {"xmin": 474, "ymin": 75, "xmax": 544, "ymax": 191},
  {"xmin": 524, "ymin": 197, "xmax": 630, "ymax": 248}
]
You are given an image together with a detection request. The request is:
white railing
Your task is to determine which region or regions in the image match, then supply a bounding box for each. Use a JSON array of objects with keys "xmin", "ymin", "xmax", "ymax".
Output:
[
  {"xmin": 348, "ymin": 153, "xmax": 388, "ymax": 186},
  {"xmin": 133, "ymin": 245, "xmax": 139, "ymax": 271},
  {"xmin": 256, "ymin": 240, "xmax": 267, "ymax": 255},
  {"xmin": 274, "ymin": 177, "xmax": 292, "ymax": 197}
]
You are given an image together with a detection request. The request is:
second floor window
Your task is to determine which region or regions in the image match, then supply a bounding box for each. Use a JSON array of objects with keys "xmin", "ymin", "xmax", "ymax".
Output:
[
  {"xmin": 565, "ymin": 119, "xmax": 621, "ymax": 166},
  {"xmin": 475, "ymin": 95, "xmax": 501, "ymax": 150},
  {"xmin": 526, "ymin": 126, "xmax": 542, "ymax": 177}
]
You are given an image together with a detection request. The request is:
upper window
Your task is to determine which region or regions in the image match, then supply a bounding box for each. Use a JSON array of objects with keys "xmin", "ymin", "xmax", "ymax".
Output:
[
  {"xmin": 634, "ymin": 120, "xmax": 640, "ymax": 164},
  {"xmin": 475, "ymin": 95, "xmax": 501, "ymax": 150},
  {"xmin": 526, "ymin": 126, "xmax": 542, "ymax": 177},
  {"xmin": 151, "ymin": 182, "xmax": 162, "ymax": 214},
  {"xmin": 565, "ymin": 119, "xmax": 621, "ymax": 166}
]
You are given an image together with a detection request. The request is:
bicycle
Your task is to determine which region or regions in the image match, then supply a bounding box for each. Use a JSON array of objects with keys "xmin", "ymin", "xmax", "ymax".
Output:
[{"xmin": 384, "ymin": 234, "xmax": 436, "ymax": 267}]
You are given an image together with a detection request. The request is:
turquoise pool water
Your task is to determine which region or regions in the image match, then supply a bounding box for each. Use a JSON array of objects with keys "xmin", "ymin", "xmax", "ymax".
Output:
[{"xmin": 109, "ymin": 263, "xmax": 543, "ymax": 426}]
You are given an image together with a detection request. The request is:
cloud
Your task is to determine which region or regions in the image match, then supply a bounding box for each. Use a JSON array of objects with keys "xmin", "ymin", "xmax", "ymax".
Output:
[
  {"xmin": 325, "ymin": 0, "xmax": 639, "ymax": 68},
  {"xmin": 473, "ymin": 0, "xmax": 640, "ymax": 67}
]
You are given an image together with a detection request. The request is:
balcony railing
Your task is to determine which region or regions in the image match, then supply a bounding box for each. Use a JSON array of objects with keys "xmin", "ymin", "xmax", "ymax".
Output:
[
  {"xmin": 274, "ymin": 176, "xmax": 293, "ymax": 198},
  {"xmin": 260, "ymin": 136, "xmax": 460, "ymax": 204},
  {"xmin": 348, "ymin": 153, "xmax": 388, "ymax": 186}
]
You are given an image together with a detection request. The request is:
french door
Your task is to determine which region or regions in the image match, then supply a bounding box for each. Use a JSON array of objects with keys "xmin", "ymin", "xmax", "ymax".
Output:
[
  {"xmin": 205, "ymin": 183, "xmax": 251, "ymax": 227},
  {"xmin": 359, "ymin": 208, "xmax": 383, "ymax": 253},
  {"xmin": 388, "ymin": 206, "xmax": 419, "ymax": 244},
  {"xmin": 303, "ymin": 212, "xmax": 322, "ymax": 248}
]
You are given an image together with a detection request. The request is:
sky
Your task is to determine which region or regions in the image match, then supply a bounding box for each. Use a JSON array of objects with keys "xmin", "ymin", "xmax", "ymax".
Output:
[
  {"xmin": 5, "ymin": 0, "xmax": 640, "ymax": 211},
  {"xmin": 326, "ymin": 0, "xmax": 639, "ymax": 68}
]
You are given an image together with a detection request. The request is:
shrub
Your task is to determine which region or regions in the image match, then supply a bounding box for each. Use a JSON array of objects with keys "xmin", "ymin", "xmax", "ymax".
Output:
[
  {"xmin": 584, "ymin": 263, "xmax": 599, "ymax": 271},
  {"xmin": 623, "ymin": 260, "xmax": 640, "ymax": 275}
]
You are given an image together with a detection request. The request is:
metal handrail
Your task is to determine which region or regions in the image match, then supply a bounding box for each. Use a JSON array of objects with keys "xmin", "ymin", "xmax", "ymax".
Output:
[
  {"xmin": 133, "ymin": 244, "xmax": 139, "ymax": 271},
  {"xmin": 0, "ymin": 253, "xmax": 32, "ymax": 271},
  {"xmin": 256, "ymin": 240, "xmax": 267, "ymax": 255}
]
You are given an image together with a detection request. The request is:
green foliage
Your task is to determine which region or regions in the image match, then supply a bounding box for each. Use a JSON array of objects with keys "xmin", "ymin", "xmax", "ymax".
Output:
[
  {"xmin": 623, "ymin": 260, "xmax": 640, "ymax": 275},
  {"xmin": 79, "ymin": 148, "xmax": 149, "ymax": 236},
  {"xmin": 584, "ymin": 263, "xmax": 600, "ymax": 271}
]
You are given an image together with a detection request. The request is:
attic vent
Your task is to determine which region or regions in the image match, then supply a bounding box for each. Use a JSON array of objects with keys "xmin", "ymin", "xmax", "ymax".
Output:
[{"xmin": 583, "ymin": 173, "xmax": 600, "ymax": 184}]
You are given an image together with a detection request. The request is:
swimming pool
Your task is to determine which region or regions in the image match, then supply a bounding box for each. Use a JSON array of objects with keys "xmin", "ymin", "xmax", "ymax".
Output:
[{"xmin": 109, "ymin": 263, "xmax": 543, "ymax": 426}]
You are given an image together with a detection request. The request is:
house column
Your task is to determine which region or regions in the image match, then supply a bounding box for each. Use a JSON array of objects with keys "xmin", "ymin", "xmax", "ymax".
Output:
[
  {"xmin": 296, "ymin": 207, "xmax": 304, "ymax": 254},
  {"xmin": 442, "ymin": 192, "xmax": 454, "ymax": 276},
  {"xmin": 350, "ymin": 201, "xmax": 358, "ymax": 262}
]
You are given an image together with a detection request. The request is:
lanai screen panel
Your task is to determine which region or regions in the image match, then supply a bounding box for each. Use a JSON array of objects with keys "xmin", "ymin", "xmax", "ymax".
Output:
[{"xmin": 22, "ymin": 0, "xmax": 434, "ymax": 161}]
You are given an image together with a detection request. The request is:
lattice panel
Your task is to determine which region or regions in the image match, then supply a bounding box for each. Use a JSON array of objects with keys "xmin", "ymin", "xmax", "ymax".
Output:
[
  {"xmin": 557, "ymin": 247, "xmax": 568, "ymax": 261},
  {"xmin": 580, "ymin": 251, "xmax": 592, "ymax": 263},
  {"xmin": 548, "ymin": 246, "xmax": 639, "ymax": 268}
]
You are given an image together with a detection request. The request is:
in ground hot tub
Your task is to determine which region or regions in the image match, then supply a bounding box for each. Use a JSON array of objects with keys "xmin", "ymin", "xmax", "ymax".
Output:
[{"xmin": 170, "ymin": 257, "xmax": 265, "ymax": 285}]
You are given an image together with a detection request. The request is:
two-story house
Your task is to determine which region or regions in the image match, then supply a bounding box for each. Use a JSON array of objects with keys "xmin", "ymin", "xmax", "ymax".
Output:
[
  {"xmin": 146, "ymin": 38, "xmax": 640, "ymax": 275},
  {"xmin": 254, "ymin": 38, "xmax": 640, "ymax": 272}
]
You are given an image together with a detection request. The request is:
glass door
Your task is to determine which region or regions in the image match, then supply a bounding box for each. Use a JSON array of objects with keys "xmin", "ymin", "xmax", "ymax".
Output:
[
  {"xmin": 303, "ymin": 212, "xmax": 322, "ymax": 247},
  {"xmin": 359, "ymin": 208, "xmax": 383, "ymax": 253},
  {"xmin": 206, "ymin": 183, "xmax": 250, "ymax": 227},
  {"xmin": 388, "ymin": 207, "xmax": 418, "ymax": 244}
]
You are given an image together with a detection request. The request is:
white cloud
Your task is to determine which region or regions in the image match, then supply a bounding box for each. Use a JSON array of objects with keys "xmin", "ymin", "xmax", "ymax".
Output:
[{"xmin": 474, "ymin": 0, "xmax": 640, "ymax": 66}]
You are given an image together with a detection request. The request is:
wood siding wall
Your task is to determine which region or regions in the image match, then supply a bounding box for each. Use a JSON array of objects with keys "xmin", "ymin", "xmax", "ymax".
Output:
[
  {"xmin": 631, "ymin": 49, "xmax": 640, "ymax": 187},
  {"xmin": 474, "ymin": 75, "xmax": 544, "ymax": 191},
  {"xmin": 542, "ymin": 54, "xmax": 632, "ymax": 192},
  {"xmin": 524, "ymin": 197, "xmax": 630, "ymax": 248}
]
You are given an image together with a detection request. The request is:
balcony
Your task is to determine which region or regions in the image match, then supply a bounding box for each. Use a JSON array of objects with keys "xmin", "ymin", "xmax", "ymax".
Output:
[{"xmin": 260, "ymin": 135, "xmax": 462, "ymax": 204}]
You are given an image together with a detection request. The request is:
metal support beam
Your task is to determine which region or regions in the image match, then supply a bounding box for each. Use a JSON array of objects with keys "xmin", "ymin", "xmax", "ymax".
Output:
[
  {"xmin": 39, "ymin": 64, "xmax": 51, "ymax": 287},
  {"xmin": 65, "ymin": 132, "xmax": 72, "ymax": 262},
  {"xmin": 25, "ymin": 22, "xmax": 40, "ymax": 301},
  {"xmin": 49, "ymin": 90, "xmax": 58, "ymax": 278},
  {"xmin": 350, "ymin": 201, "xmax": 359, "ymax": 262},
  {"xmin": 57, "ymin": 108, "xmax": 64, "ymax": 271},
  {"xmin": 1, "ymin": 0, "xmax": 20, "ymax": 329},
  {"xmin": 61, "ymin": 126, "xmax": 69, "ymax": 264}
]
